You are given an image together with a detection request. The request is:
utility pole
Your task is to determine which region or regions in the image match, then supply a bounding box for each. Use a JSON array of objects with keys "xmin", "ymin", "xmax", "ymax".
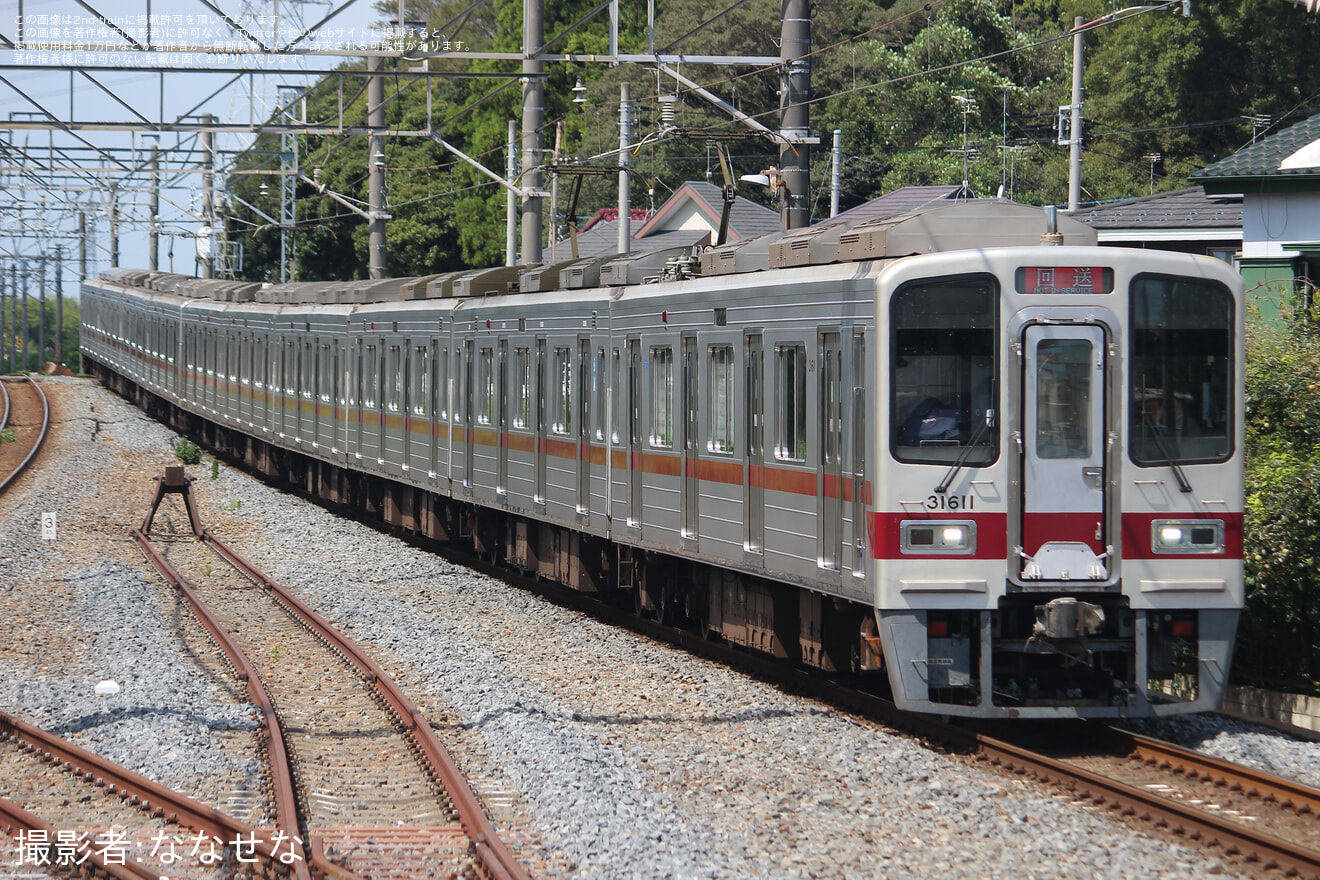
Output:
[
  {"xmin": 149, "ymin": 147, "xmax": 160, "ymax": 271},
  {"xmin": 368, "ymin": 55, "xmax": 388, "ymax": 279},
  {"xmin": 521, "ymin": 0, "xmax": 545, "ymax": 264},
  {"xmin": 618, "ymin": 81, "xmax": 631, "ymax": 254},
  {"xmin": 830, "ymin": 129, "xmax": 842, "ymax": 218},
  {"xmin": 780, "ymin": 0, "xmax": 811, "ymax": 229},
  {"xmin": 506, "ymin": 120, "xmax": 518, "ymax": 267},
  {"xmin": 0, "ymin": 269, "xmax": 6, "ymax": 371},
  {"xmin": 37, "ymin": 259, "xmax": 45, "ymax": 366},
  {"xmin": 109, "ymin": 186, "xmax": 120, "ymax": 268},
  {"xmin": 1067, "ymin": 15, "xmax": 1084, "ymax": 213},
  {"xmin": 19, "ymin": 265, "xmax": 27, "ymax": 373},
  {"xmin": 201, "ymin": 116, "xmax": 215, "ymax": 279},
  {"xmin": 78, "ymin": 212, "xmax": 87, "ymax": 283},
  {"xmin": 9, "ymin": 265, "xmax": 17, "ymax": 371},
  {"xmin": 54, "ymin": 248, "xmax": 63, "ymax": 364}
]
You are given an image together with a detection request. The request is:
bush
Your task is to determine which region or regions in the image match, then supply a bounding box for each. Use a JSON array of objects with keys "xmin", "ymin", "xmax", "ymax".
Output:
[
  {"xmin": 1239, "ymin": 311, "xmax": 1320, "ymax": 693},
  {"xmin": 0, "ymin": 428, "xmax": 14, "ymax": 443},
  {"xmin": 173, "ymin": 439, "xmax": 202, "ymax": 465}
]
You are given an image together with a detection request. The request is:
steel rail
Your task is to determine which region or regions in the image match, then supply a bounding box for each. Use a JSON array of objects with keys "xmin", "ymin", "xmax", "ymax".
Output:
[
  {"xmin": 0, "ymin": 375, "xmax": 49, "ymax": 495},
  {"xmin": 0, "ymin": 792, "xmax": 162, "ymax": 880},
  {"xmin": 0, "ymin": 376, "xmax": 9, "ymax": 430},
  {"xmin": 1125, "ymin": 731, "xmax": 1320, "ymax": 815},
  {"xmin": 975, "ymin": 733, "xmax": 1320, "ymax": 880},
  {"xmin": 1, "ymin": 709, "xmax": 296, "ymax": 878},
  {"xmin": 129, "ymin": 529, "xmax": 329, "ymax": 880},
  {"xmin": 201, "ymin": 529, "xmax": 534, "ymax": 880}
]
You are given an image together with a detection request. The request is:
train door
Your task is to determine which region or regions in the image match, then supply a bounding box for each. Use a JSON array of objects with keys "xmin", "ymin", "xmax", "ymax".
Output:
[
  {"xmin": 627, "ymin": 337, "xmax": 642, "ymax": 527},
  {"xmin": 498, "ymin": 339, "xmax": 509, "ymax": 495},
  {"xmin": 851, "ymin": 330, "xmax": 867, "ymax": 577},
  {"xmin": 463, "ymin": 338, "xmax": 475, "ymax": 491},
  {"xmin": 429, "ymin": 340, "xmax": 442, "ymax": 480},
  {"xmin": 375, "ymin": 342, "xmax": 388, "ymax": 462},
  {"xmin": 287, "ymin": 338, "xmax": 300, "ymax": 441},
  {"xmin": 262, "ymin": 333, "xmax": 275, "ymax": 434},
  {"xmin": 353, "ymin": 338, "xmax": 365, "ymax": 457},
  {"xmin": 535, "ymin": 337, "xmax": 547, "ymax": 505},
  {"xmin": 202, "ymin": 329, "xmax": 214, "ymax": 413},
  {"xmin": 1019, "ymin": 323, "xmax": 1109, "ymax": 581},
  {"xmin": 578, "ymin": 337, "xmax": 591, "ymax": 517},
  {"xmin": 744, "ymin": 332, "xmax": 765, "ymax": 557},
  {"xmin": 682, "ymin": 334, "xmax": 699, "ymax": 544},
  {"xmin": 313, "ymin": 341, "xmax": 325, "ymax": 447},
  {"xmin": 820, "ymin": 331, "xmax": 843, "ymax": 570},
  {"xmin": 272, "ymin": 335, "xmax": 284, "ymax": 435},
  {"xmin": 302, "ymin": 340, "xmax": 317, "ymax": 445},
  {"xmin": 332, "ymin": 341, "xmax": 343, "ymax": 454},
  {"xmin": 398, "ymin": 343, "xmax": 409, "ymax": 467}
]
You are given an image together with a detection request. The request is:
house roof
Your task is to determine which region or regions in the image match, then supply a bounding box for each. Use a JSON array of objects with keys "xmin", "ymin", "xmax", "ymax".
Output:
[
  {"xmin": 818, "ymin": 185, "xmax": 963, "ymax": 227},
  {"xmin": 1193, "ymin": 113, "xmax": 1320, "ymax": 191},
  {"xmin": 1075, "ymin": 187, "xmax": 1243, "ymax": 242},
  {"xmin": 553, "ymin": 181, "xmax": 780, "ymax": 259},
  {"xmin": 634, "ymin": 181, "xmax": 781, "ymax": 241}
]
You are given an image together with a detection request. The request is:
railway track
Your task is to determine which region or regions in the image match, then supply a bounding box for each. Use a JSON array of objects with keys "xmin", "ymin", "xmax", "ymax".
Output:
[
  {"xmin": 972, "ymin": 728, "xmax": 1320, "ymax": 880},
  {"xmin": 0, "ymin": 374, "xmax": 49, "ymax": 494},
  {"xmin": 0, "ymin": 708, "xmax": 305, "ymax": 879},
  {"xmin": 131, "ymin": 467, "xmax": 533, "ymax": 880},
  {"xmin": 443, "ymin": 546, "xmax": 1320, "ymax": 879}
]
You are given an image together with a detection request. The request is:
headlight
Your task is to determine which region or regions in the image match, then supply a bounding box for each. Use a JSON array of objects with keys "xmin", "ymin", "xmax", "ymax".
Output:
[
  {"xmin": 1152, "ymin": 519, "xmax": 1224, "ymax": 554},
  {"xmin": 902, "ymin": 520, "xmax": 976, "ymax": 554}
]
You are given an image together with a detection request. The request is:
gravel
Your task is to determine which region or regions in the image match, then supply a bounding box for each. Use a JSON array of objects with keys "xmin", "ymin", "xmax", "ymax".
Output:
[{"xmin": 4, "ymin": 377, "xmax": 1315, "ymax": 879}]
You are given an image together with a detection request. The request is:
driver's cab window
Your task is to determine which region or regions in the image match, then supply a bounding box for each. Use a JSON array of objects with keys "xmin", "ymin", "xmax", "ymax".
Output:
[{"xmin": 891, "ymin": 276, "xmax": 998, "ymax": 465}]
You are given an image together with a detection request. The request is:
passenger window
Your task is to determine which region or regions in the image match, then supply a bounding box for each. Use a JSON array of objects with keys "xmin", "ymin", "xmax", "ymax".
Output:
[
  {"xmin": 775, "ymin": 343, "xmax": 807, "ymax": 462},
  {"xmin": 387, "ymin": 345, "xmax": 403, "ymax": 412},
  {"xmin": 478, "ymin": 347, "xmax": 495, "ymax": 425},
  {"xmin": 514, "ymin": 348, "xmax": 532, "ymax": 429},
  {"xmin": 709, "ymin": 344, "xmax": 735, "ymax": 454},
  {"xmin": 413, "ymin": 346, "xmax": 429, "ymax": 416},
  {"xmin": 595, "ymin": 347, "xmax": 607, "ymax": 442},
  {"xmin": 650, "ymin": 346, "xmax": 674, "ymax": 448},
  {"xmin": 552, "ymin": 346, "xmax": 572, "ymax": 435}
]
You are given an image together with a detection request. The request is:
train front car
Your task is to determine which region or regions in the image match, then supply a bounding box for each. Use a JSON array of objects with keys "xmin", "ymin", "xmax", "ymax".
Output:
[{"xmin": 872, "ymin": 244, "xmax": 1244, "ymax": 719}]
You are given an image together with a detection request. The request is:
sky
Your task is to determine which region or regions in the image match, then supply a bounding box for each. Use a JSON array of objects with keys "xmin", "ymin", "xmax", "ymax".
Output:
[{"xmin": 0, "ymin": 0, "xmax": 395, "ymax": 291}]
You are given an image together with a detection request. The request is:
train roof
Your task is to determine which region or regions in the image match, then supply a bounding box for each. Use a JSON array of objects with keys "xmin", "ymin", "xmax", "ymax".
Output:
[{"xmin": 94, "ymin": 200, "xmax": 1097, "ymax": 304}]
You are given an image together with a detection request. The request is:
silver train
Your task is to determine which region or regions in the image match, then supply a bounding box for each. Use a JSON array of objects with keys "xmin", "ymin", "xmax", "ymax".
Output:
[{"xmin": 81, "ymin": 200, "xmax": 1245, "ymax": 719}]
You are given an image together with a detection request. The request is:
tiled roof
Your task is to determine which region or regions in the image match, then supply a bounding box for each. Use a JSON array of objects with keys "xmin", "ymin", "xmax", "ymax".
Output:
[
  {"xmin": 554, "ymin": 181, "xmax": 780, "ymax": 258},
  {"xmin": 1076, "ymin": 187, "xmax": 1242, "ymax": 230},
  {"xmin": 553, "ymin": 222, "xmax": 710, "ymax": 260},
  {"xmin": 578, "ymin": 207, "xmax": 654, "ymax": 233},
  {"xmin": 634, "ymin": 181, "xmax": 781, "ymax": 240},
  {"xmin": 1194, "ymin": 114, "xmax": 1320, "ymax": 180},
  {"xmin": 816, "ymin": 185, "xmax": 963, "ymax": 227}
]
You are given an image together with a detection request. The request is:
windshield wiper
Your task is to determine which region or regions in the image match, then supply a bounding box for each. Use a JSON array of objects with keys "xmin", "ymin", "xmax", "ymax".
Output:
[
  {"xmin": 936, "ymin": 410, "xmax": 993, "ymax": 494},
  {"xmin": 1142, "ymin": 411, "xmax": 1193, "ymax": 494}
]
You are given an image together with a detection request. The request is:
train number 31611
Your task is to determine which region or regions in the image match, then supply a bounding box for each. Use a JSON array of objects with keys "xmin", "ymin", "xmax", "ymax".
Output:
[{"xmin": 927, "ymin": 494, "xmax": 974, "ymax": 511}]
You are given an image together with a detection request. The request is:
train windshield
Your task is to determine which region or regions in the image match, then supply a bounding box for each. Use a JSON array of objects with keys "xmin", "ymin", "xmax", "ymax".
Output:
[
  {"xmin": 891, "ymin": 276, "xmax": 998, "ymax": 466},
  {"xmin": 1130, "ymin": 275, "xmax": 1233, "ymax": 465}
]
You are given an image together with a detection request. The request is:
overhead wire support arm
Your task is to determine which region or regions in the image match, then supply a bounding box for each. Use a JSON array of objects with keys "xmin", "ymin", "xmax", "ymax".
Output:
[
  {"xmin": 654, "ymin": 64, "xmax": 819, "ymax": 145},
  {"xmin": 1071, "ymin": 1, "xmax": 1187, "ymax": 31},
  {"xmin": 298, "ymin": 174, "xmax": 380, "ymax": 222},
  {"xmin": 428, "ymin": 133, "xmax": 544, "ymax": 199}
]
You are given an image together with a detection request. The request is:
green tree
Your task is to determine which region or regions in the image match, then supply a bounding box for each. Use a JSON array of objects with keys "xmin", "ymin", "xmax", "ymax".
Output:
[{"xmin": 1240, "ymin": 299, "xmax": 1320, "ymax": 693}]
